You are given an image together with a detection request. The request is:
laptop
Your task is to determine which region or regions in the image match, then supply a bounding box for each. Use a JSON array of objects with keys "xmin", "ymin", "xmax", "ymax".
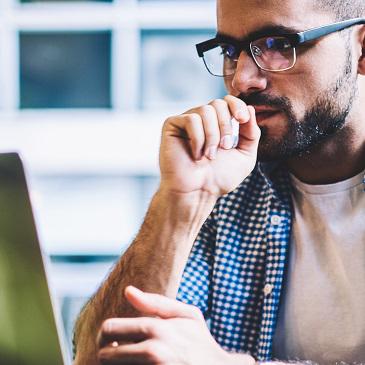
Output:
[{"xmin": 0, "ymin": 153, "xmax": 71, "ymax": 365}]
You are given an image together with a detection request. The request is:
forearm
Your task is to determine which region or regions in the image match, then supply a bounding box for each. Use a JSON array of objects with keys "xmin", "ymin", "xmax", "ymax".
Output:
[{"xmin": 73, "ymin": 187, "xmax": 217, "ymax": 364}]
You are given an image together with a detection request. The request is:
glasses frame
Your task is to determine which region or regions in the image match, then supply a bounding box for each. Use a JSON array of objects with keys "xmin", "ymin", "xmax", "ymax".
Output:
[{"xmin": 196, "ymin": 17, "xmax": 365, "ymax": 77}]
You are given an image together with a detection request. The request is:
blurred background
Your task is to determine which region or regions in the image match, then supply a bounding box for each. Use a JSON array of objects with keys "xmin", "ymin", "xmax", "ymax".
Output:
[{"xmin": 0, "ymin": 0, "xmax": 225, "ymax": 359}]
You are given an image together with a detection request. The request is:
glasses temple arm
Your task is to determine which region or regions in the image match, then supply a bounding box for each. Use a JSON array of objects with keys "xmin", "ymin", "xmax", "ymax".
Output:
[{"xmin": 297, "ymin": 17, "xmax": 365, "ymax": 43}]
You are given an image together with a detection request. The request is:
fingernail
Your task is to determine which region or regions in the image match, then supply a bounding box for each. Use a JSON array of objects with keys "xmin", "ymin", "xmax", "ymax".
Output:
[
  {"xmin": 236, "ymin": 110, "xmax": 249, "ymax": 122},
  {"xmin": 232, "ymin": 135, "xmax": 239, "ymax": 148},
  {"xmin": 221, "ymin": 135, "xmax": 233, "ymax": 149},
  {"xmin": 231, "ymin": 118, "xmax": 239, "ymax": 148},
  {"xmin": 205, "ymin": 146, "xmax": 217, "ymax": 160}
]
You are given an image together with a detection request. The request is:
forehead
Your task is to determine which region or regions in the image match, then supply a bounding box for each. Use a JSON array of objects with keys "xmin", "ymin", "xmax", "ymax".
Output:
[{"xmin": 217, "ymin": 0, "xmax": 334, "ymax": 38}]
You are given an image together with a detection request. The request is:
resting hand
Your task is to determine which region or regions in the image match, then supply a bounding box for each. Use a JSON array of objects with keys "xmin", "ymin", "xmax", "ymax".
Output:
[{"xmin": 97, "ymin": 286, "xmax": 256, "ymax": 365}]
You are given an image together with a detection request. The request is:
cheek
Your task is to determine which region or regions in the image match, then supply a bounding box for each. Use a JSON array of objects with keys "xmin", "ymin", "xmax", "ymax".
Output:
[
  {"xmin": 291, "ymin": 67, "xmax": 340, "ymax": 117},
  {"xmin": 272, "ymin": 76, "xmax": 315, "ymax": 120},
  {"xmin": 224, "ymin": 76, "xmax": 235, "ymax": 95},
  {"xmin": 295, "ymin": 38, "xmax": 350, "ymax": 97},
  {"xmin": 289, "ymin": 75, "xmax": 319, "ymax": 116},
  {"xmin": 278, "ymin": 65, "xmax": 331, "ymax": 119}
]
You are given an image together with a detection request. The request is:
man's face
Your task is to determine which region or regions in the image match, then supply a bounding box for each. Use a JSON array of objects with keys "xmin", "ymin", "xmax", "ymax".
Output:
[{"xmin": 218, "ymin": 0, "xmax": 358, "ymax": 161}]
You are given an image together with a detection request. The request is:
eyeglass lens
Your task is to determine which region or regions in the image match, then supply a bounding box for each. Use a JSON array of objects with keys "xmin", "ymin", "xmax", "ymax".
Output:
[{"xmin": 203, "ymin": 36, "xmax": 296, "ymax": 76}]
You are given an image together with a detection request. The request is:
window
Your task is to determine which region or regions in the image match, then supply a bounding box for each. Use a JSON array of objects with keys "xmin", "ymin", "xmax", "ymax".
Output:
[
  {"xmin": 20, "ymin": 31, "xmax": 112, "ymax": 108},
  {"xmin": 0, "ymin": 0, "xmax": 218, "ymax": 356},
  {"xmin": 21, "ymin": 0, "xmax": 113, "ymax": 3},
  {"xmin": 141, "ymin": 29, "xmax": 225, "ymax": 110}
]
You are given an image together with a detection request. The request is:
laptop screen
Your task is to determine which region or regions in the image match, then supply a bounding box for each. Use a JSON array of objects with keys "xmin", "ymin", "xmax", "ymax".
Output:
[{"xmin": 0, "ymin": 153, "xmax": 67, "ymax": 365}]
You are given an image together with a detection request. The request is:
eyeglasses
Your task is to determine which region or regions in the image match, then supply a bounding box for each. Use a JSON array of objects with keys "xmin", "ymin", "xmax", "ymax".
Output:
[{"xmin": 196, "ymin": 17, "xmax": 365, "ymax": 77}]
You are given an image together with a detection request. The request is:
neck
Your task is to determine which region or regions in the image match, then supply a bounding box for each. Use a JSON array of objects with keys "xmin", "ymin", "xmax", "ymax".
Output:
[{"xmin": 286, "ymin": 107, "xmax": 365, "ymax": 185}]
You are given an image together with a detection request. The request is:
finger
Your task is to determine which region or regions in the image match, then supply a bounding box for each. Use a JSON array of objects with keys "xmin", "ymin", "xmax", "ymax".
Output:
[
  {"xmin": 98, "ymin": 340, "xmax": 159, "ymax": 365},
  {"xmin": 97, "ymin": 317, "xmax": 156, "ymax": 348},
  {"xmin": 167, "ymin": 113, "xmax": 205, "ymax": 160},
  {"xmin": 236, "ymin": 106, "xmax": 261, "ymax": 152},
  {"xmin": 198, "ymin": 105, "xmax": 220, "ymax": 160},
  {"xmin": 223, "ymin": 95, "xmax": 251, "ymax": 124},
  {"xmin": 209, "ymin": 99, "xmax": 234, "ymax": 150},
  {"xmin": 125, "ymin": 286, "xmax": 202, "ymax": 320}
]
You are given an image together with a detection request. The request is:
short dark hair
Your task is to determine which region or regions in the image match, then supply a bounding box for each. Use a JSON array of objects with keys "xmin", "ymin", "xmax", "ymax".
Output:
[{"xmin": 316, "ymin": 0, "xmax": 365, "ymax": 21}]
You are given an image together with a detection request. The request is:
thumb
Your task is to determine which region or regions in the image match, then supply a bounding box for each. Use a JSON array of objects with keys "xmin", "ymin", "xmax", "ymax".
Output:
[{"xmin": 124, "ymin": 286, "xmax": 202, "ymax": 320}]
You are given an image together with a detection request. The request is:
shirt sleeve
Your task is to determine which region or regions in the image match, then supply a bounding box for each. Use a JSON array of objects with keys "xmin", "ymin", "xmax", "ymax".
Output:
[{"xmin": 176, "ymin": 207, "xmax": 218, "ymax": 318}]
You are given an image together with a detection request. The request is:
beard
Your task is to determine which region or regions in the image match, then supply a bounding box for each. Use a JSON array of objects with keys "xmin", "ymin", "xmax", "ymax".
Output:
[{"xmin": 240, "ymin": 50, "xmax": 358, "ymax": 162}]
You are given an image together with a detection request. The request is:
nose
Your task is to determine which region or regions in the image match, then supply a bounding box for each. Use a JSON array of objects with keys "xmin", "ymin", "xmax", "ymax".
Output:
[{"xmin": 229, "ymin": 51, "xmax": 268, "ymax": 96}]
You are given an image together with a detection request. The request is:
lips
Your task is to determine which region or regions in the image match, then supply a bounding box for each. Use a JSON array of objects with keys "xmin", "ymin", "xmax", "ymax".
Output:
[{"xmin": 252, "ymin": 106, "xmax": 281, "ymax": 124}]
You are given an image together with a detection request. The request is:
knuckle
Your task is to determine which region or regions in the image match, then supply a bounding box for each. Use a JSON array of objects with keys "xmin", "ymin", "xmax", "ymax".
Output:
[
  {"xmin": 138, "ymin": 318, "xmax": 156, "ymax": 336},
  {"xmin": 186, "ymin": 113, "xmax": 202, "ymax": 125},
  {"xmin": 219, "ymin": 117, "xmax": 231, "ymax": 127},
  {"xmin": 189, "ymin": 305, "xmax": 204, "ymax": 320},
  {"xmin": 204, "ymin": 131, "xmax": 219, "ymax": 143},
  {"xmin": 144, "ymin": 342, "xmax": 162, "ymax": 364},
  {"xmin": 209, "ymin": 98, "xmax": 227, "ymax": 108},
  {"xmin": 199, "ymin": 104, "xmax": 215, "ymax": 116},
  {"xmin": 148, "ymin": 322, "xmax": 165, "ymax": 338},
  {"xmin": 224, "ymin": 94, "xmax": 244, "ymax": 108},
  {"xmin": 223, "ymin": 94, "xmax": 234, "ymax": 103},
  {"xmin": 164, "ymin": 116, "xmax": 173, "ymax": 124},
  {"xmin": 100, "ymin": 319, "xmax": 114, "ymax": 335},
  {"xmin": 163, "ymin": 116, "xmax": 176, "ymax": 130},
  {"xmin": 219, "ymin": 118, "xmax": 232, "ymax": 134},
  {"xmin": 98, "ymin": 348, "xmax": 111, "ymax": 363},
  {"xmin": 164, "ymin": 115, "xmax": 179, "ymax": 124}
]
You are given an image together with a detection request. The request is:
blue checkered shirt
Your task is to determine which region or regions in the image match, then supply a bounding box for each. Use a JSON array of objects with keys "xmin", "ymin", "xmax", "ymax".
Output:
[
  {"xmin": 177, "ymin": 163, "xmax": 294, "ymax": 362},
  {"xmin": 177, "ymin": 163, "xmax": 365, "ymax": 361}
]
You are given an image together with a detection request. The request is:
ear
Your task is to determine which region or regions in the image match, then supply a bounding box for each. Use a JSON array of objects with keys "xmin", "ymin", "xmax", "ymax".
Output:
[{"xmin": 357, "ymin": 25, "xmax": 365, "ymax": 75}]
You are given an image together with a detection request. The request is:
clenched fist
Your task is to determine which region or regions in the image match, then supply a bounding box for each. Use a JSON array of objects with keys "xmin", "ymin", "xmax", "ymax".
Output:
[{"xmin": 159, "ymin": 95, "xmax": 261, "ymax": 198}]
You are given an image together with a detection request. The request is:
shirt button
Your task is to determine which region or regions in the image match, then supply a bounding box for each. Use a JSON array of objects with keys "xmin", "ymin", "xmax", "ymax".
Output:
[
  {"xmin": 263, "ymin": 283, "xmax": 274, "ymax": 296},
  {"xmin": 270, "ymin": 215, "xmax": 282, "ymax": 225}
]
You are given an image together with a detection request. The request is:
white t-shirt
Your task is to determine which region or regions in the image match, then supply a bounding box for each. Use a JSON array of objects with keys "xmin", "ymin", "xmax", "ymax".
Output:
[{"xmin": 272, "ymin": 170, "xmax": 365, "ymax": 364}]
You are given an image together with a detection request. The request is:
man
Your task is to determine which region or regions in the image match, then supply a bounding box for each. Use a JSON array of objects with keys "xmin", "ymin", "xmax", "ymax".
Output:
[{"xmin": 74, "ymin": 0, "xmax": 365, "ymax": 364}]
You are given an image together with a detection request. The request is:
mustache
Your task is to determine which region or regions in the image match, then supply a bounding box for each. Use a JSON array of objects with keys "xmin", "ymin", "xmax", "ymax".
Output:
[{"xmin": 238, "ymin": 93, "xmax": 292, "ymax": 111}]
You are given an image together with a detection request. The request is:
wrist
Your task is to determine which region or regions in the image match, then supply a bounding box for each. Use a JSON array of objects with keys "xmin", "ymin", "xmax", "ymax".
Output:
[{"xmin": 155, "ymin": 185, "xmax": 218, "ymax": 223}]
